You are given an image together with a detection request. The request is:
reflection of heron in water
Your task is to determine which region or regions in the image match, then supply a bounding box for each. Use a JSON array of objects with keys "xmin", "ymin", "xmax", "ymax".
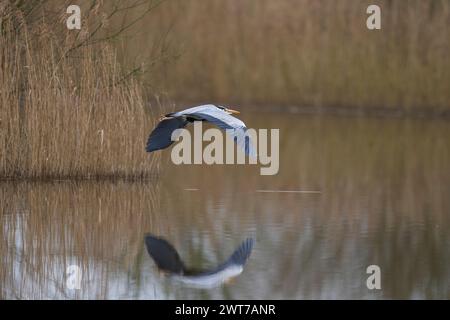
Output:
[{"xmin": 144, "ymin": 234, "xmax": 254, "ymax": 288}]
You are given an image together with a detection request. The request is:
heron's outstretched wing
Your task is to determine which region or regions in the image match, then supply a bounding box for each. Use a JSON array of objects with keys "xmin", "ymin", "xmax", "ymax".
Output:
[
  {"xmin": 145, "ymin": 235, "xmax": 254, "ymax": 289},
  {"xmin": 230, "ymin": 129, "xmax": 257, "ymax": 158},
  {"xmin": 146, "ymin": 117, "xmax": 188, "ymax": 152},
  {"xmin": 185, "ymin": 106, "xmax": 246, "ymax": 130},
  {"xmin": 185, "ymin": 238, "xmax": 254, "ymax": 276},
  {"xmin": 187, "ymin": 108, "xmax": 256, "ymax": 157},
  {"xmin": 144, "ymin": 234, "xmax": 186, "ymax": 274},
  {"xmin": 225, "ymin": 238, "xmax": 254, "ymax": 266}
]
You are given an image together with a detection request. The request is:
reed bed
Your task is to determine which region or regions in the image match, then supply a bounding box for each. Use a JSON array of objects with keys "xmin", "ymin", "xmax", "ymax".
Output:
[
  {"xmin": 123, "ymin": 0, "xmax": 450, "ymax": 111},
  {"xmin": 0, "ymin": 2, "xmax": 160, "ymax": 180},
  {"xmin": 2, "ymin": 0, "xmax": 449, "ymax": 179}
]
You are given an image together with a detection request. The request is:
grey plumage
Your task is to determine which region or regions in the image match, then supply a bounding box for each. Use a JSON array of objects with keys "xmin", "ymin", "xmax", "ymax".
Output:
[
  {"xmin": 146, "ymin": 117, "xmax": 188, "ymax": 152},
  {"xmin": 146, "ymin": 104, "xmax": 256, "ymax": 157},
  {"xmin": 144, "ymin": 234, "xmax": 254, "ymax": 283}
]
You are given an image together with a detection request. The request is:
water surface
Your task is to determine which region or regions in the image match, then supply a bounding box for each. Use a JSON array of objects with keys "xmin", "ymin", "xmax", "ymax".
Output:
[{"xmin": 1, "ymin": 111, "xmax": 449, "ymax": 299}]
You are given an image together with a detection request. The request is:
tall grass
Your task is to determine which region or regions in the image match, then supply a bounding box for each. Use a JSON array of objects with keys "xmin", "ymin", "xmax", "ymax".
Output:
[
  {"xmin": 123, "ymin": 0, "xmax": 450, "ymax": 111},
  {"xmin": 0, "ymin": 3, "xmax": 160, "ymax": 180},
  {"xmin": 2, "ymin": 0, "xmax": 448, "ymax": 180}
]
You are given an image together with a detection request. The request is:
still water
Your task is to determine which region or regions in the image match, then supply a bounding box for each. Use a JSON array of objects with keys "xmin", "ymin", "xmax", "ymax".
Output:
[{"xmin": 1, "ymin": 110, "xmax": 450, "ymax": 299}]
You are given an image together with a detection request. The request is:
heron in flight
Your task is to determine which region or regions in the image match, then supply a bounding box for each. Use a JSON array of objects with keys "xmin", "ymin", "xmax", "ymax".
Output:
[
  {"xmin": 146, "ymin": 104, "xmax": 255, "ymax": 156},
  {"xmin": 145, "ymin": 234, "xmax": 254, "ymax": 288}
]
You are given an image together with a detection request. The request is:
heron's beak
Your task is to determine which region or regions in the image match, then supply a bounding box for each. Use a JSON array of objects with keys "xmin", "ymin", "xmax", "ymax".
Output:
[
  {"xmin": 159, "ymin": 115, "xmax": 170, "ymax": 121},
  {"xmin": 226, "ymin": 108, "xmax": 240, "ymax": 114}
]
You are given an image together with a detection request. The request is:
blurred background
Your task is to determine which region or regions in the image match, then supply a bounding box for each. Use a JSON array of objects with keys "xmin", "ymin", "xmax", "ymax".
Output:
[
  {"xmin": 1, "ymin": 0, "xmax": 449, "ymax": 299},
  {"xmin": 116, "ymin": 0, "xmax": 450, "ymax": 112}
]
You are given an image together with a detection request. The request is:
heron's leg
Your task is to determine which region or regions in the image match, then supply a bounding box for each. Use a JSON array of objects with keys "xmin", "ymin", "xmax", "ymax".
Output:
[{"xmin": 224, "ymin": 276, "xmax": 237, "ymax": 285}]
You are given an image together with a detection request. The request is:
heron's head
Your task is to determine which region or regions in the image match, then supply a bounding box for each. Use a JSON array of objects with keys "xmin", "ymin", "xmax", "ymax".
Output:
[{"xmin": 217, "ymin": 105, "xmax": 240, "ymax": 115}]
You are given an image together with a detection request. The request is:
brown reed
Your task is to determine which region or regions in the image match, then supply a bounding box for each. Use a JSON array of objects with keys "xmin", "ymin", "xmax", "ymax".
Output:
[
  {"xmin": 0, "ymin": 2, "xmax": 161, "ymax": 180},
  {"xmin": 121, "ymin": 0, "xmax": 450, "ymax": 111}
]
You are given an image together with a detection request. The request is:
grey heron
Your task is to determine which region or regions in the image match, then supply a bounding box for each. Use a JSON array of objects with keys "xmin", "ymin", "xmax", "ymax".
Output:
[
  {"xmin": 144, "ymin": 234, "xmax": 254, "ymax": 288},
  {"xmin": 146, "ymin": 104, "xmax": 255, "ymax": 156}
]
